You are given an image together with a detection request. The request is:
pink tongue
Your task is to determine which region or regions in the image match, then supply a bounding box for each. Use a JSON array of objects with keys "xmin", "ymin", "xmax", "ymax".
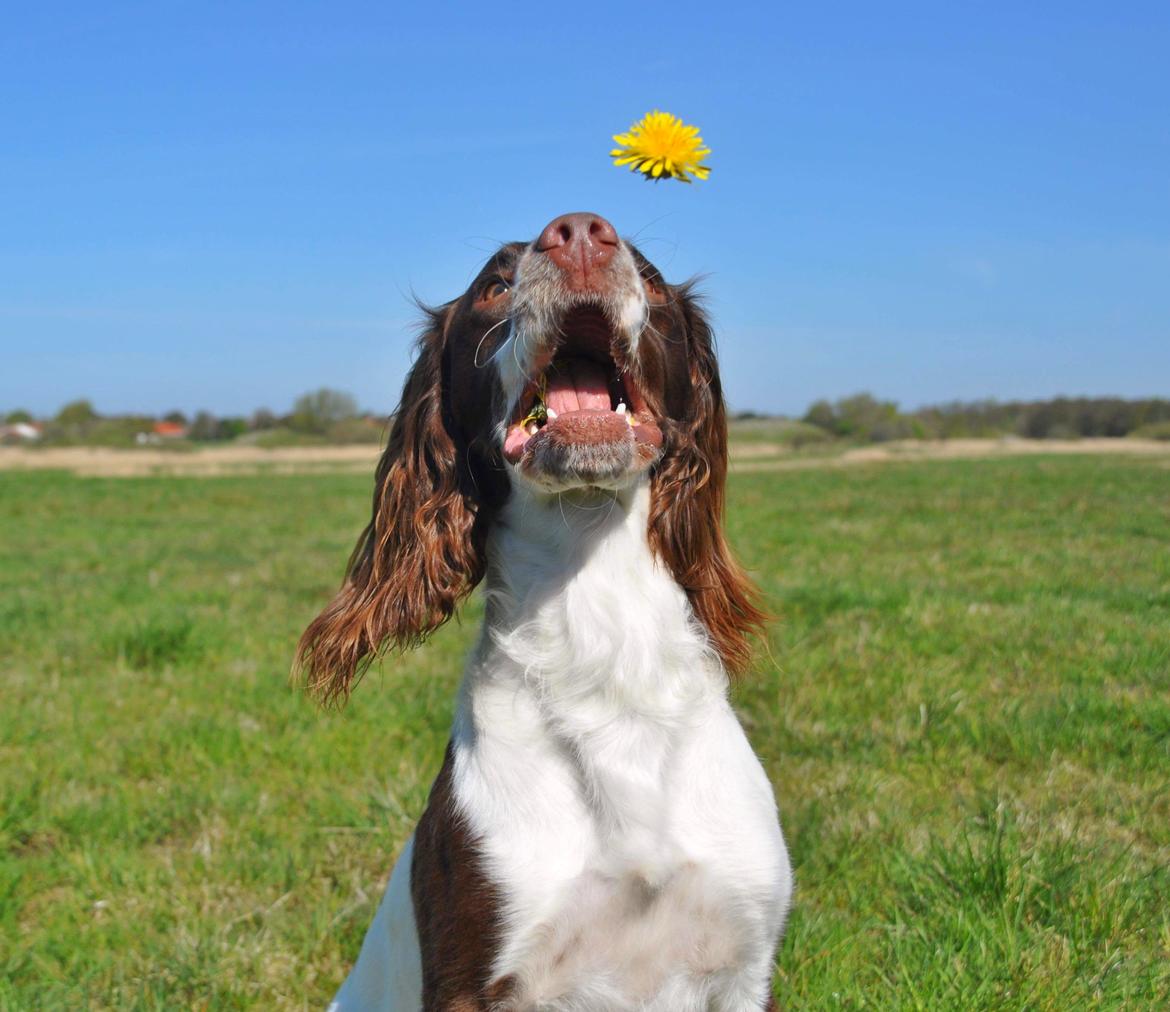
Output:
[{"xmin": 546, "ymin": 359, "xmax": 610, "ymax": 414}]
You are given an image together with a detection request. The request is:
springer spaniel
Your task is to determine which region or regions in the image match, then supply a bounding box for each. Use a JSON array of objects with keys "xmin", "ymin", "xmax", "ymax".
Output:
[{"xmin": 299, "ymin": 213, "xmax": 792, "ymax": 1010}]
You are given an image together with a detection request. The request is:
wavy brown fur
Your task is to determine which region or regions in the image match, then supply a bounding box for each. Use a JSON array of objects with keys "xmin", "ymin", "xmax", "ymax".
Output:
[
  {"xmin": 648, "ymin": 289, "xmax": 768, "ymax": 674},
  {"xmin": 295, "ymin": 310, "xmax": 487, "ymax": 704}
]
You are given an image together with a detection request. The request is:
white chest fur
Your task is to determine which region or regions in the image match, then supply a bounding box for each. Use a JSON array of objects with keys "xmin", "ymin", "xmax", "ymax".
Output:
[{"xmin": 450, "ymin": 484, "xmax": 792, "ymax": 1010}]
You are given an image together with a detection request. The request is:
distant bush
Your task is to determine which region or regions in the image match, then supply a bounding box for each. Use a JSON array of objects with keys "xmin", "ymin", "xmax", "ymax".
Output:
[
  {"xmin": 250, "ymin": 407, "xmax": 278, "ymax": 431},
  {"xmin": 243, "ymin": 418, "xmax": 384, "ymax": 446},
  {"xmin": 188, "ymin": 411, "xmax": 219, "ymax": 441},
  {"xmin": 39, "ymin": 398, "xmax": 103, "ymax": 443},
  {"xmin": 55, "ymin": 399, "xmax": 98, "ymax": 427},
  {"xmin": 250, "ymin": 427, "xmax": 329, "ymax": 448},
  {"xmin": 289, "ymin": 388, "xmax": 358, "ymax": 435},
  {"xmin": 39, "ymin": 413, "xmax": 159, "ymax": 448},
  {"xmin": 86, "ymin": 417, "xmax": 156, "ymax": 447},
  {"xmin": 1131, "ymin": 420, "xmax": 1170, "ymax": 441},
  {"xmin": 913, "ymin": 396, "xmax": 1170, "ymax": 440},
  {"xmin": 728, "ymin": 417, "xmax": 836, "ymax": 449},
  {"xmin": 217, "ymin": 417, "xmax": 248, "ymax": 440},
  {"xmin": 802, "ymin": 392, "xmax": 911, "ymax": 442},
  {"xmin": 803, "ymin": 393, "xmax": 1170, "ymax": 442},
  {"xmin": 326, "ymin": 417, "xmax": 386, "ymax": 444},
  {"xmin": 802, "ymin": 400, "xmax": 835, "ymax": 432},
  {"xmin": 780, "ymin": 420, "xmax": 837, "ymax": 448},
  {"xmin": 188, "ymin": 411, "xmax": 246, "ymax": 442}
]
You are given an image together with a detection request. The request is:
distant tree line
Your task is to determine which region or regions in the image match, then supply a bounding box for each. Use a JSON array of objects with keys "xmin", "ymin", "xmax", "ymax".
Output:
[
  {"xmin": 8, "ymin": 391, "xmax": 1170, "ymax": 448},
  {"xmin": 801, "ymin": 394, "xmax": 1170, "ymax": 442},
  {"xmin": 4, "ymin": 388, "xmax": 386, "ymax": 447}
]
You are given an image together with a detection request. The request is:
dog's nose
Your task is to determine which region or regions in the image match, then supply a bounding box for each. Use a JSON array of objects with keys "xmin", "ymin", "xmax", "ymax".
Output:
[{"xmin": 536, "ymin": 212, "xmax": 619, "ymax": 286}]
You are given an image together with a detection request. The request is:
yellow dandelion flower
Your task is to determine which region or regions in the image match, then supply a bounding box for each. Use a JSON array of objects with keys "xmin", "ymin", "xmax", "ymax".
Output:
[{"xmin": 611, "ymin": 110, "xmax": 711, "ymax": 183}]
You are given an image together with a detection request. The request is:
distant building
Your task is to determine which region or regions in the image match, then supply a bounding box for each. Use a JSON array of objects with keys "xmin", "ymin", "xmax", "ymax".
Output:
[
  {"xmin": 135, "ymin": 420, "xmax": 189, "ymax": 445},
  {"xmin": 0, "ymin": 422, "xmax": 42, "ymax": 444}
]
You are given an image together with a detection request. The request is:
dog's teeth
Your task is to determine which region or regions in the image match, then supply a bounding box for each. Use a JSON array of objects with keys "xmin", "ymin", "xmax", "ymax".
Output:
[
  {"xmin": 526, "ymin": 422, "xmax": 538, "ymax": 436},
  {"xmin": 546, "ymin": 408, "xmax": 557, "ymax": 420},
  {"xmin": 616, "ymin": 402, "xmax": 627, "ymax": 414}
]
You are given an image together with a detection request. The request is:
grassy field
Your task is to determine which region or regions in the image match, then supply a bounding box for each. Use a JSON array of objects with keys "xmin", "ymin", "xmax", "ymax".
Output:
[{"xmin": 2, "ymin": 454, "xmax": 1168, "ymax": 1009}]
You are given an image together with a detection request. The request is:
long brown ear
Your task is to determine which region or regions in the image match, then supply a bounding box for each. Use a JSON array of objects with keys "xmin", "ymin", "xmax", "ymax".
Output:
[
  {"xmin": 649, "ymin": 286, "xmax": 767, "ymax": 674},
  {"xmin": 296, "ymin": 309, "xmax": 485, "ymax": 704}
]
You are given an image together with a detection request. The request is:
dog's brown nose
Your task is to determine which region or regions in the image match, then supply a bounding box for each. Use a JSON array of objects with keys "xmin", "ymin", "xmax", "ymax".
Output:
[{"xmin": 536, "ymin": 212, "xmax": 619, "ymax": 288}]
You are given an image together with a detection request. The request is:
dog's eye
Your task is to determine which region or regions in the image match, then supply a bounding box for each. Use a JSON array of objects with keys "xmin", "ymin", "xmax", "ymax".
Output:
[
  {"xmin": 478, "ymin": 279, "xmax": 511, "ymax": 305},
  {"xmin": 643, "ymin": 277, "xmax": 667, "ymax": 304}
]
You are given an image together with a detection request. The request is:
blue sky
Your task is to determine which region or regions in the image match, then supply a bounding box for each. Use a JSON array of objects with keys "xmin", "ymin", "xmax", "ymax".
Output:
[{"xmin": 2, "ymin": 2, "xmax": 1168, "ymax": 418}]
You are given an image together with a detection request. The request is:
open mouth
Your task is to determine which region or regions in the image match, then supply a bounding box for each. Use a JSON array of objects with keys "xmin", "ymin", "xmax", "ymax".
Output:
[{"xmin": 502, "ymin": 307, "xmax": 662, "ymax": 466}]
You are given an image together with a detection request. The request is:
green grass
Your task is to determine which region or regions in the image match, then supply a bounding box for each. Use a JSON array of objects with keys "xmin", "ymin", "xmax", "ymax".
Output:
[{"xmin": 1, "ymin": 456, "xmax": 1168, "ymax": 1009}]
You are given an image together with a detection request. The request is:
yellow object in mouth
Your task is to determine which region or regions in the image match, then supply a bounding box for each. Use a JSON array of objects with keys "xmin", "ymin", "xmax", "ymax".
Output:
[
  {"xmin": 520, "ymin": 402, "xmax": 547, "ymax": 430},
  {"xmin": 519, "ymin": 375, "xmax": 549, "ymax": 430}
]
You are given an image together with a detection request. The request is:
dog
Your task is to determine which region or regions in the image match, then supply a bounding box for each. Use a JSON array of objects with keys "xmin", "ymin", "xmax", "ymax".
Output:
[{"xmin": 298, "ymin": 213, "xmax": 792, "ymax": 1010}]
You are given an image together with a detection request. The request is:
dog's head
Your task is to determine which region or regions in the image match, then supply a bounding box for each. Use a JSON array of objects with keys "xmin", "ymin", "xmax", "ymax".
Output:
[{"xmin": 298, "ymin": 213, "xmax": 763, "ymax": 702}]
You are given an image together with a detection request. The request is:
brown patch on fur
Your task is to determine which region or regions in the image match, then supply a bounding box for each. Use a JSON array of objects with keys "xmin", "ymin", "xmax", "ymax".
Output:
[
  {"xmin": 294, "ymin": 309, "xmax": 491, "ymax": 704},
  {"xmin": 648, "ymin": 289, "xmax": 768, "ymax": 674},
  {"xmin": 412, "ymin": 743, "xmax": 513, "ymax": 1009}
]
